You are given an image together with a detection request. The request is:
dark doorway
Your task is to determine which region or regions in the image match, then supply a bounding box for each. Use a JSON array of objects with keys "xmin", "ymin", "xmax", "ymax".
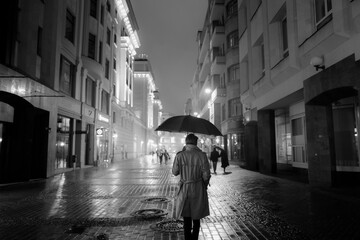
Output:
[{"xmin": 29, "ymin": 108, "xmax": 49, "ymax": 180}]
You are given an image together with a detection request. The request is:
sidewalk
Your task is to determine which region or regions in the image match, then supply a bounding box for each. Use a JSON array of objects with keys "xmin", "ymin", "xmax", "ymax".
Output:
[{"xmin": 1, "ymin": 155, "xmax": 360, "ymax": 239}]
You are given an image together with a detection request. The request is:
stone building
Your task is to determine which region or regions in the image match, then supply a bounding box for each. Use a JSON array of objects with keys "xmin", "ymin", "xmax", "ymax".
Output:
[{"xmin": 0, "ymin": 0, "xmax": 161, "ymax": 184}]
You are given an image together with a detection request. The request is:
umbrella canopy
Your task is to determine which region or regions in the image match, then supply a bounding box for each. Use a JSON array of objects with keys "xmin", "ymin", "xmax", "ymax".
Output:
[{"xmin": 155, "ymin": 115, "xmax": 222, "ymax": 136}]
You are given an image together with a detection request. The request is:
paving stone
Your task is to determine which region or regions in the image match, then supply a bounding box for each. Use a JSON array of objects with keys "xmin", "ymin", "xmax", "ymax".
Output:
[{"xmin": 1, "ymin": 156, "xmax": 360, "ymax": 239}]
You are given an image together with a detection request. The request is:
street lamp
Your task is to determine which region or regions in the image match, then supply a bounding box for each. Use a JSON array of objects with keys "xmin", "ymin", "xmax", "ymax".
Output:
[{"xmin": 205, "ymin": 88, "xmax": 211, "ymax": 94}]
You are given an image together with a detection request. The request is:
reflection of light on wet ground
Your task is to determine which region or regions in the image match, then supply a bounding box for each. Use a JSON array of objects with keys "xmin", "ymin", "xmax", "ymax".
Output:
[{"xmin": 47, "ymin": 174, "xmax": 66, "ymax": 217}]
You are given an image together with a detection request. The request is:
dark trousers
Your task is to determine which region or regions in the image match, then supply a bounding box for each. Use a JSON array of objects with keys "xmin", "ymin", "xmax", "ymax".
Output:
[
  {"xmin": 212, "ymin": 161, "xmax": 217, "ymax": 173},
  {"xmin": 183, "ymin": 217, "xmax": 200, "ymax": 240}
]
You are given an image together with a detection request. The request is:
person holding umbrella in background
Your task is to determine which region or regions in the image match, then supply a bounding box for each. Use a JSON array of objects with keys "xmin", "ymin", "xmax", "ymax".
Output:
[{"xmin": 216, "ymin": 146, "xmax": 229, "ymax": 174}]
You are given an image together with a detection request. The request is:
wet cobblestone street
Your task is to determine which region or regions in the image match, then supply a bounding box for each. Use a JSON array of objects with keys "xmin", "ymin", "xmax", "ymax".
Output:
[{"xmin": 1, "ymin": 155, "xmax": 360, "ymax": 240}]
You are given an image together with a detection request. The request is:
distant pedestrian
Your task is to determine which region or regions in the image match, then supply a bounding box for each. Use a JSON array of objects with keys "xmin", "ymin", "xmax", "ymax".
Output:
[
  {"xmin": 159, "ymin": 149, "xmax": 164, "ymax": 164},
  {"xmin": 216, "ymin": 147, "xmax": 229, "ymax": 173},
  {"xmin": 164, "ymin": 149, "xmax": 170, "ymax": 164},
  {"xmin": 172, "ymin": 134, "xmax": 211, "ymax": 240},
  {"xmin": 210, "ymin": 146, "xmax": 220, "ymax": 174}
]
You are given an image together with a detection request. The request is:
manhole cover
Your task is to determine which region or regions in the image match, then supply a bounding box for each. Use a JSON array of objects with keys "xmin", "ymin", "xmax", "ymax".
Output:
[
  {"xmin": 150, "ymin": 219, "xmax": 184, "ymax": 233},
  {"xmin": 141, "ymin": 197, "xmax": 171, "ymax": 203},
  {"xmin": 130, "ymin": 208, "xmax": 168, "ymax": 218}
]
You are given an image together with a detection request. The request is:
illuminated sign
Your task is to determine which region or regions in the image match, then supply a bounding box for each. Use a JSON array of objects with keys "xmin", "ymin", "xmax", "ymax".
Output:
[
  {"xmin": 98, "ymin": 114, "xmax": 109, "ymax": 123},
  {"xmin": 96, "ymin": 128, "xmax": 103, "ymax": 136}
]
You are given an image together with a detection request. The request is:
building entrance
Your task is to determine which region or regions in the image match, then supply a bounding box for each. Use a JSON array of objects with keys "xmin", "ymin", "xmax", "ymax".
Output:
[{"xmin": 332, "ymin": 96, "xmax": 360, "ymax": 170}]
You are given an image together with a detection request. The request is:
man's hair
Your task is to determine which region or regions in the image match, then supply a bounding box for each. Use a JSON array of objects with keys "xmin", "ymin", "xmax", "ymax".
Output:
[{"xmin": 185, "ymin": 133, "xmax": 198, "ymax": 145}]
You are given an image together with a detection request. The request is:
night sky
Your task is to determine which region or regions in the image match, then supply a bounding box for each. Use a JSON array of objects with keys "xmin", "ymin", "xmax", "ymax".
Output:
[{"xmin": 131, "ymin": 0, "xmax": 207, "ymax": 115}]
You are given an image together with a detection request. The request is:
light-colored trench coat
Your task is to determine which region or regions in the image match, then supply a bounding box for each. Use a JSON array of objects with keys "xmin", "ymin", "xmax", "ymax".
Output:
[{"xmin": 172, "ymin": 144, "xmax": 211, "ymax": 220}]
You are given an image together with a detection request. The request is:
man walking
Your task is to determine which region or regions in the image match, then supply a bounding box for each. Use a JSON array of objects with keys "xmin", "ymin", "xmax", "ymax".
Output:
[{"xmin": 172, "ymin": 134, "xmax": 211, "ymax": 240}]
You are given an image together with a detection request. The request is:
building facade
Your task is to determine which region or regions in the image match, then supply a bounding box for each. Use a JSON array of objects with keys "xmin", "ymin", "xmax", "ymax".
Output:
[
  {"xmin": 191, "ymin": 0, "xmax": 360, "ymax": 187},
  {"xmin": 133, "ymin": 54, "xmax": 162, "ymax": 156},
  {"xmin": 0, "ymin": 0, "xmax": 161, "ymax": 184},
  {"xmin": 190, "ymin": 0, "xmax": 242, "ymax": 161}
]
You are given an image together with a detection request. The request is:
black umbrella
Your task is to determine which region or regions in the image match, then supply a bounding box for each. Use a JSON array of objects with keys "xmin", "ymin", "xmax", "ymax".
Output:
[{"xmin": 155, "ymin": 115, "xmax": 222, "ymax": 136}]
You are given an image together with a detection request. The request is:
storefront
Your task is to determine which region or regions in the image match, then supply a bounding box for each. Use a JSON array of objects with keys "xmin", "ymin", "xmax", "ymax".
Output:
[
  {"xmin": 304, "ymin": 55, "xmax": 360, "ymax": 187},
  {"xmin": 95, "ymin": 113, "xmax": 110, "ymax": 166},
  {"xmin": 0, "ymin": 91, "xmax": 49, "ymax": 184}
]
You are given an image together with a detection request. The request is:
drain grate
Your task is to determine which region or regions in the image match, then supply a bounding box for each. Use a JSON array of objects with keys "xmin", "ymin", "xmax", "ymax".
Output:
[
  {"xmin": 150, "ymin": 219, "xmax": 184, "ymax": 233},
  {"xmin": 130, "ymin": 208, "xmax": 168, "ymax": 219},
  {"xmin": 141, "ymin": 197, "xmax": 171, "ymax": 203}
]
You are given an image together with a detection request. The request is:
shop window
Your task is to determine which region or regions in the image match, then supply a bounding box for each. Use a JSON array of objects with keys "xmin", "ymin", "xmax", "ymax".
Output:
[
  {"xmin": 0, "ymin": 102, "xmax": 14, "ymax": 123},
  {"xmin": 65, "ymin": 9, "xmax": 75, "ymax": 43},
  {"xmin": 59, "ymin": 55, "xmax": 75, "ymax": 97},
  {"xmin": 332, "ymin": 97, "xmax": 359, "ymax": 167},
  {"xmin": 56, "ymin": 115, "xmax": 72, "ymax": 169}
]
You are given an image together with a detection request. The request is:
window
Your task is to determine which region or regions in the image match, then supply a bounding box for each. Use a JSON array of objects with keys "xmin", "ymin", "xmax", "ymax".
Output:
[
  {"xmin": 228, "ymin": 64, "xmax": 240, "ymax": 83},
  {"xmin": 106, "ymin": 28, "xmax": 111, "ymax": 45},
  {"xmin": 314, "ymin": 0, "xmax": 332, "ymax": 26},
  {"xmin": 250, "ymin": 0, "xmax": 262, "ymax": 19},
  {"xmin": 260, "ymin": 43, "xmax": 265, "ymax": 74},
  {"xmin": 105, "ymin": 59, "xmax": 110, "ymax": 79},
  {"xmin": 291, "ymin": 118, "xmax": 303, "ymax": 136},
  {"xmin": 101, "ymin": 90, "xmax": 109, "ymax": 114},
  {"xmin": 90, "ymin": 0, "xmax": 97, "ymax": 19},
  {"xmin": 99, "ymin": 41, "xmax": 103, "ymax": 64},
  {"xmin": 106, "ymin": 0, "xmax": 111, "ymax": 13},
  {"xmin": 59, "ymin": 56, "xmax": 75, "ymax": 96},
  {"xmin": 65, "ymin": 9, "xmax": 75, "ymax": 43},
  {"xmin": 281, "ymin": 16, "xmax": 288, "ymax": 57},
  {"xmin": 100, "ymin": 5, "xmax": 104, "ymax": 25},
  {"xmin": 85, "ymin": 77, "xmax": 96, "ymax": 107},
  {"xmin": 222, "ymin": 104, "xmax": 226, "ymax": 122},
  {"xmin": 113, "ymin": 57, "xmax": 116, "ymax": 70},
  {"xmin": 227, "ymin": 30, "xmax": 239, "ymax": 49},
  {"xmin": 229, "ymin": 98, "xmax": 241, "ymax": 117},
  {"xmin": 88, "ymin": 33, "xmax": 96, "ymax": 59},
  {"xmin": 56, "ymin": 115, "xmax": 72, "ymax": 169},
  {"xmin": 114, "ymin": 33, "xmax": 117, "ymax": 45},
  {"xmin": 37, "ymin": 27, "xmax": 42, "ymax": 57},
  {"xmin": 226, "ymin": 0, "xmax": 237, "ymax": 18}
]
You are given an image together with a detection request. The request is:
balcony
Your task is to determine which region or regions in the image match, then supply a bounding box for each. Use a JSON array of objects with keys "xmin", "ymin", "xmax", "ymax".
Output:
[
  {"xmin": 210, "ymin": 24, "xmax": 225, "ymax": 48},
  {"xmin": 209, "ymin": 0, "xmax": 225, "ymax": 21},
  {"xmin": 211, "ymin": 55, "xmax": 225, "ymax": 75},
  {"xmin": 198, "ymin": 51, "xmax": 211, "ymax": 83},
  {"xmin": 82, "ymin": 56, "xmax": 103, "ymax": 80},
  {"xmin": 198, "ymin": 28, "xmax": 210, "ymax": 64}
]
